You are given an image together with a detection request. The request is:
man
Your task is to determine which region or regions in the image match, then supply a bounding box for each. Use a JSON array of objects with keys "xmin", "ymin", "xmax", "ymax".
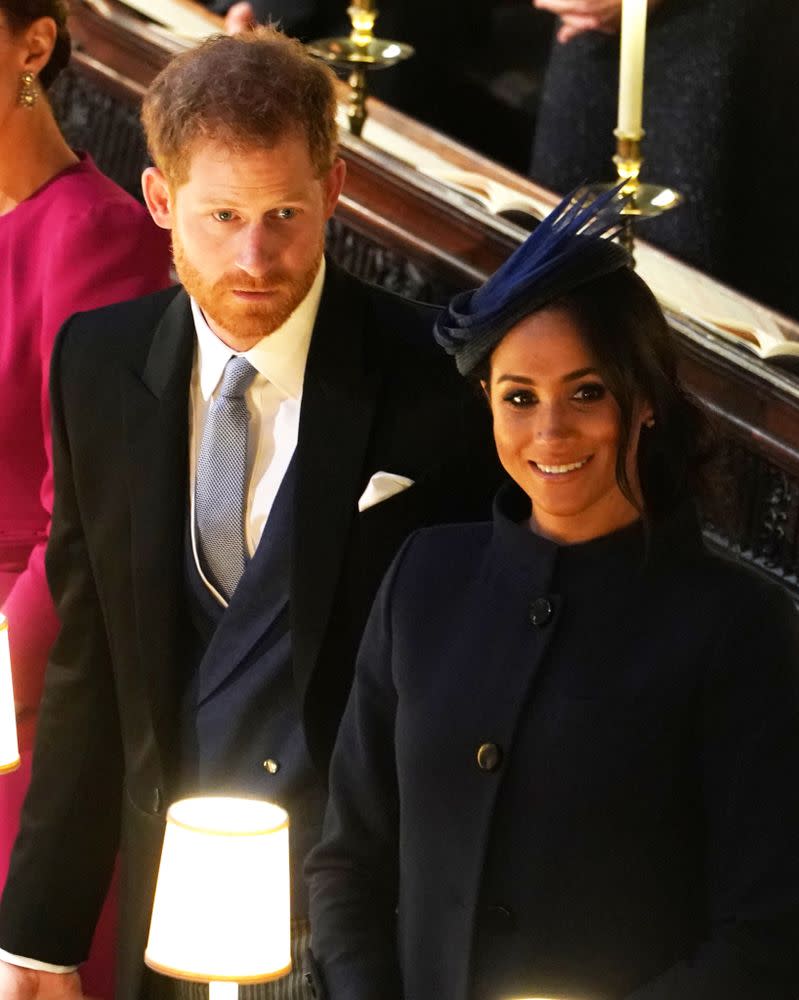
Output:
[{"xmin": 0, "ymin": 27, "xmax": 497, "ymax": 1000}]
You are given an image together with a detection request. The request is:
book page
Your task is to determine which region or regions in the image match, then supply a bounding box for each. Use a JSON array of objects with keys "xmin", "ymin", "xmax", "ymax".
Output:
[
  {"xmin": 415, "ymin": 166, "xmax": 549, "ymax": 219},
  {"xmin": 633, "ymin": 243, "xmax": 791, "ymax": 356}
]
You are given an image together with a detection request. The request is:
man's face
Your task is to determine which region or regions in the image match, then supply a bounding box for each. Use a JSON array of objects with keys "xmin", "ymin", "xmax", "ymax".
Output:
[{"xmin": 144, "ymin": 133, "xmax": 345, "ymax": 351}]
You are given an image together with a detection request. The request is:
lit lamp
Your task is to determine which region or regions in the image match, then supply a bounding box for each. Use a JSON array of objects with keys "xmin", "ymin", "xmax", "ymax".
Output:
[
  {"xmin": 0, "ymin": 614, "xmax": 20, "ymax": 774},
  {"xmin": 145, "ymin": 797, "xmax": 291, "ymax": 1000}
]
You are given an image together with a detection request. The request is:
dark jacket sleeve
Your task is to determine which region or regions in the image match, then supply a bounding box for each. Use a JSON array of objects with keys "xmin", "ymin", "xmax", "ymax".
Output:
[
  {"xmin": 0, "ymin": 318, "xmax": 124, "ymax": 964},
  {"xmin": 306, "ymin": 541, "xmax": 412, "ymax": 1000},
  {"xmin": 625, "ymin": 581, "xmax": 799, "ymax": 1000}
]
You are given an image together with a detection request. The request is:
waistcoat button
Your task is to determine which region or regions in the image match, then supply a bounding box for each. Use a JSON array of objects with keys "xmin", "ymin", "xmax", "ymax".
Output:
[
  {"xmin": 529, "ymin": 596, "xmax": 553, "ymax": 626},
  {"xmin": 476, "ymin": 742, "xmax": 502, "ymax": 772},
  {"xmin": 263, "ymin": 758, "xmax": 280, "ymax": 774}
]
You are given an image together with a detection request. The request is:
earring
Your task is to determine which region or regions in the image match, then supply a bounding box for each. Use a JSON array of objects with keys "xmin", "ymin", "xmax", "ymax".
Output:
[
  {"xmin": 18, "ymin": 71, "xmax": 38, "ymax": 109},
  {"xmin": 644, "ymin": 416, "xmax": 655, "ymax": 429}
]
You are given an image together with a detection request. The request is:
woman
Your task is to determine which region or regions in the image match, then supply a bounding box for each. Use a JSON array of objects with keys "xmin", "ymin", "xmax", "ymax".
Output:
[
  {"xmin": 307, "ymin": 192, "xmax": 799, "ymax": 999},
  {"xmin": 0, "ymin": 2, "xmax": 171, "ymax": 994}
]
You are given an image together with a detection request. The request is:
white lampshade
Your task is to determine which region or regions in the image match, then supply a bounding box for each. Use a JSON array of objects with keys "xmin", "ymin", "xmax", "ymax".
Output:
[
  {"xmin": 0, "ymin": 615, "xmax": 20, "ymax": 774},
  {"xmin": 145, "ymin": 797, "xmax": 291, "ymax": 985}
]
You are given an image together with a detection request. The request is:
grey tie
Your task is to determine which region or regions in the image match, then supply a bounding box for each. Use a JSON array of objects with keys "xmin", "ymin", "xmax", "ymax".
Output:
[{"xmin": 195, "ymin": 355, "xmax": 257, "ymax": 601}]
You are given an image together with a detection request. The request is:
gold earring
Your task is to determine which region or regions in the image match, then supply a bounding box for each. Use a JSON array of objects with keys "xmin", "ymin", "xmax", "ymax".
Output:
[
  {"xmin": 644, "ymin": 416, "xmax": 655, "ymax": 429},
  {"xmin": 18, "ymin": 71, "xmax": 38, "ymax": 108}
]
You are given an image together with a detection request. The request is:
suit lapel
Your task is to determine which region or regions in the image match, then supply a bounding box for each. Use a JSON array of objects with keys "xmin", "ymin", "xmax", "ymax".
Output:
[
  {"xmin": 122, "ymin": 290, "xmax": 194, "ymax": 760},
  {"xmin": 291, "ymin": 263, "xmax": 381, "ymax": 706}
]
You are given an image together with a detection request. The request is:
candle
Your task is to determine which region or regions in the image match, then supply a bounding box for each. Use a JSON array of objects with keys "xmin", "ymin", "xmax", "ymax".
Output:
[
  {"xmin": 617, "ymin": 0, "xmax": 647, "ymax": 138},
  {"xmin": 0, "ymin": 615, "xmax": 20, "ymax": 774}
]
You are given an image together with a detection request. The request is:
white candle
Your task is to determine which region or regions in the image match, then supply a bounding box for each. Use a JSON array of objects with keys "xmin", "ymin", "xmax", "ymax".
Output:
[
  {"xmin": 0, "ymin": 616, "xmax": 20, "ymax": 774},
  {"xmin": 617, "ymin": 0, "xmax": 648, "ymax": 138}
]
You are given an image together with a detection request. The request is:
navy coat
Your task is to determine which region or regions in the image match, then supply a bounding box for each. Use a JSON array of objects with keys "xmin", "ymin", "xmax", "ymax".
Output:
[{"xmin": 308, "ymin": 484, "xmax": 799, "ymax": 1000}]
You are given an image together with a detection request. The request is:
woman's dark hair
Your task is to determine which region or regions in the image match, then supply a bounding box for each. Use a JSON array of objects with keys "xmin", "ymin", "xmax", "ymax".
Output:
[
  {"xmin": 476, "ymin": 266, "xmax": 715, "ymax": 519},
  {"xmin": 1, "ymin": 0, "xmax": 71, "ymax": 89}
]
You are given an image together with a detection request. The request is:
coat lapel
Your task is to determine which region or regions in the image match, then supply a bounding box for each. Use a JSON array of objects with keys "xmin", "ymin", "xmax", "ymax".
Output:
[
  {"xmin": 122, "ymin": 289, "xmax": 194, "ymax": 762},
  {"xmin": 291, "ymin": 263, "xmax": 381, "ymax": 708}
]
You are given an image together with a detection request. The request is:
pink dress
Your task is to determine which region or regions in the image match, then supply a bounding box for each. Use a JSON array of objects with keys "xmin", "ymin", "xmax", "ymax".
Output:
[{"xmin": 0, "ymin": 153, "xmax": 172, "ymax": 997}]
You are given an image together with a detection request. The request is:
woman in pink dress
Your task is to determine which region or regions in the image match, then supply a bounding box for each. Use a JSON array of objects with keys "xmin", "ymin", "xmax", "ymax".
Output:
[{"xmin": 0, "ymin": 3, "xmax": 172, "ymax": 995}]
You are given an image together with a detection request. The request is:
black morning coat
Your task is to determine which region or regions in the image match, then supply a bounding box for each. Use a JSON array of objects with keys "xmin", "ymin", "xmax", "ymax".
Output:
[
  {"xmin": 308, "ymin": 483, "xmax": 799, "ymax": 1000},
  {"xmin": 0, "ymin": 261, "xmax": 500, "ymax": 1000}
]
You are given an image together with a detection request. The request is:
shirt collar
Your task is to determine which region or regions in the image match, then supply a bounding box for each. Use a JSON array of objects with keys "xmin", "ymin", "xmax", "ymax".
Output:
[{"xmin": 191, "ymin": 257, "xmax": 325, "ymax": 401}]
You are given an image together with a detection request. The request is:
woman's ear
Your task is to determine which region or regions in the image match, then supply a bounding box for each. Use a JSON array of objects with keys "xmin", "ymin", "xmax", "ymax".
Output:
[
  {"xmin": 21, "ymin": 17, "xmax": 57, "ymax": 76},
  {"xmin": 640, "ymin": 399, "xmax": 655, "ymax": 429}
]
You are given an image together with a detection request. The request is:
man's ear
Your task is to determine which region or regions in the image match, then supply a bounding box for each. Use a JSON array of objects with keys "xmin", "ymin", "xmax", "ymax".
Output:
[
  {"xmin": 141, "ymin": 167, "xmax": 174, "ymax": 230},
  {"xmin": 321, "ymin": 158, "xmax": 347, "ymax": 219}
]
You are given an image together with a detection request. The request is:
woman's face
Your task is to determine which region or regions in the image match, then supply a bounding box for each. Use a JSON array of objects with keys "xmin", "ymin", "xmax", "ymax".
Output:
[{"xmin": 485, "ymin": 307, "xmax": 651, "ymax": 544}]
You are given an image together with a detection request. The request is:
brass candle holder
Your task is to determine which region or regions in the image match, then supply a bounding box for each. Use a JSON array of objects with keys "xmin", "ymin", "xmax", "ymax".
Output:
[
  {"xmin": 587, "ymin": 130, "xmax": 682, "ymax": 257},
  {"xmin": 307, "ymin": 1, "xmax": 414, "ymax": 137}
]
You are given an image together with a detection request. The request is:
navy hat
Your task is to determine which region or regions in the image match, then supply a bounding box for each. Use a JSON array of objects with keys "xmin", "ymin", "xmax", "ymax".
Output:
[{"xmin": 434, "ymin": 186, "xmax": 632, "ymax": 376}]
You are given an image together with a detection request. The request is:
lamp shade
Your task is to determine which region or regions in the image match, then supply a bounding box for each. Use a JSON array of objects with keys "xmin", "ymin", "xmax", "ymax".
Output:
[
  {"xmin": 0, "ymin": 615, "xmax": 20, "ymax": 774},
  {"xmin": 144, "ymin": 797, "xmax": 291, "ymax": 984}
]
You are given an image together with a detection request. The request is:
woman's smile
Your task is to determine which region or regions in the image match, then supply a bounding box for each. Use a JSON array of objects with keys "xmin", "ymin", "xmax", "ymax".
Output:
[{"xmin": 530, "ymin": 455, "xmax": 593, "ymax": 476}]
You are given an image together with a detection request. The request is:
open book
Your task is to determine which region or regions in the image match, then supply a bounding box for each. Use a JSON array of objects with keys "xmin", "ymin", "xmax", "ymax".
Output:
[
  {"xmin": 418, "ymin": 165, "xmax": 548, "ymax": 228},
  {"xmin": 634, "ymin": 244, "xmax": 799, "ymax": 363}
]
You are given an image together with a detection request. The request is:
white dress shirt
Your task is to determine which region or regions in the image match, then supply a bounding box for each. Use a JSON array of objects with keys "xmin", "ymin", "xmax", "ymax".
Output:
[
  {"xmin": 0, "ymin": 259, "xmax": 325, "ymax": 975},
  {"xmin": 189, "ymin": 259, "xmax": 324, "ymax": 606}
]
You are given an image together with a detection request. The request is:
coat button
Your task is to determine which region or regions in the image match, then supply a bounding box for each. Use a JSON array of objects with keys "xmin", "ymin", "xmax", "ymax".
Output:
[
  {"xmin": 529, "ymin": 596, "xmax": 553, "ymax": 627},
  {"xmin": 152, "ymin": 787, "xmax": 163, "ymax": 813},
  {"xmin": 263, "ymin": 758, "xmax": 280, "ymax": 774},
  {"xmin": 476, "ymin": 742, "xmax": 502, "ymax": 772}
]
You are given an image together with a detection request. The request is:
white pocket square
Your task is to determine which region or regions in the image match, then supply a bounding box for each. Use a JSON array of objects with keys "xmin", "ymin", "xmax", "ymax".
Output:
[{"xmin": 358, "ymin": 471, "xmax": 415, "ymax": 512}]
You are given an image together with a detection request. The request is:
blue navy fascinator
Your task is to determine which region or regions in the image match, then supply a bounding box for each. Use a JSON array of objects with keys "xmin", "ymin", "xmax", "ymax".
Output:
[{"xmin": 434, "ymin": 186, "xmax": 632, "ymax": 376}]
